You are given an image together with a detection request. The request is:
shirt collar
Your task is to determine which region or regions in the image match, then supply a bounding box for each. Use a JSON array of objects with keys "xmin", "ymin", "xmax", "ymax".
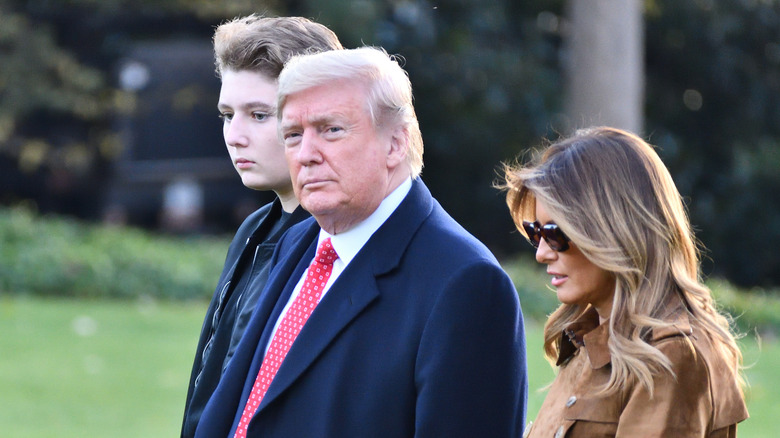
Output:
[
  {"xmin": 317, "ymin": 177, "xmax": 413, "ymax": 267},
  {"xmin": 556, "ymin": 307, "xmax": 609, "ymax": 368},
  {"xmin": 556, "ymin": 304, "xmax": 694, "ymax": 369}
]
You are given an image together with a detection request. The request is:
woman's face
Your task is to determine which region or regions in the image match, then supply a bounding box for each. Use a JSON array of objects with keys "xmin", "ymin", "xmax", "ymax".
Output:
[{"xmin": 533, "ymin": 199, "xmax": 616, "ymax": 321}]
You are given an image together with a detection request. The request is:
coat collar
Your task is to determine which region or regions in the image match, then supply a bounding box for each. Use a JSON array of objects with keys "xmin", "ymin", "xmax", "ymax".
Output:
[
  {"xmin": 556, "ymin": 305, "xmax": 694, "ymax": 369},
  {"xmin": 222, "ymin": 200, "xmax": 310, "ymax": 286}
]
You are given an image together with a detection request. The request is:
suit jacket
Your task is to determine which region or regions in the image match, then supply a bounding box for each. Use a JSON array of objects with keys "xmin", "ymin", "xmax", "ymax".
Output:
[
  {"xmin": 181, "ymin": 199, "xmax": 310, "ymax": 438},
  {"xmin": 195, "ymin": 179, "xmax": 527, "ymax": 438}
]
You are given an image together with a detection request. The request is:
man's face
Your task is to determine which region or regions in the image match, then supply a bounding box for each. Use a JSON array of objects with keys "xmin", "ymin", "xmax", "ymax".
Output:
[
  {"xmin": 218, "ymin": 70, "xmax": 294, "ymax": 202},
  {"xmin": 280, "ymin": 80, "xmax": 406, "ymax": 234}
]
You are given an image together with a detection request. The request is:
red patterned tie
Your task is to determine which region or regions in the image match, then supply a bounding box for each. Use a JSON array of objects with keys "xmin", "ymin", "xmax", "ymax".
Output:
[{"xmin": 233, "ymin": 238, "xmax": 338, "ymax": 438}]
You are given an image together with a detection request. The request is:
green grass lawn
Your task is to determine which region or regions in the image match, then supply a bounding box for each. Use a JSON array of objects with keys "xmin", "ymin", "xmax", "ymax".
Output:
[
  {"xmin": 0, "ymin": 295, "xmax": 204, "ymax": 437},
  {"xmin": 0, "ymin": 296, "xmax": 775, "ymax": 436}
]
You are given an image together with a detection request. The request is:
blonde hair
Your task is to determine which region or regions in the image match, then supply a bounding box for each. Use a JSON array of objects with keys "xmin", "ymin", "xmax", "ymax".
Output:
[
  {"xmin": 213, "ymin": 14, "xmax": 342, "ymax": 79},
  {"xmin": 502, "ymin": 126, "xmax": 743, "ymax": 396},
  {"xmin": 277, "ymin": 46, "xmax": 424, "ymax": 178}
]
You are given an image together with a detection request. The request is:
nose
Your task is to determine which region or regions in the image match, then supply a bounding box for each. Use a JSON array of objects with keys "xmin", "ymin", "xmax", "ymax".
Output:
[
  {"xmin": 224, "ymin": 116, "xmax": 248, "ymax": 148},
  {"xmin": 294, "ymin": 129, "xmax": 323, "ymax": 165},
  {"xmin": 535, "ymin": 238, "xmax": 557, "ymax": 264}
]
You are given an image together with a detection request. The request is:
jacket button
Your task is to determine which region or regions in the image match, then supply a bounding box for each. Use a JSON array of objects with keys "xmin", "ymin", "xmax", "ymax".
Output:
[
  {"xmin": 566, "ymin": 395, "xmax": 577, "ymax": 407},
  {"xmin": 554, "ymin": 425, "xmax": 565, "ymax": 438}
]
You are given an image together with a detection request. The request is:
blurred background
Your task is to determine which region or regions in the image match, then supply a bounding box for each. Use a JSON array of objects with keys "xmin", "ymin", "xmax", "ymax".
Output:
[
  {"xmin": 1, "ymin": 0, "xmax": 778, "ymax": 288},
  {"xmin": 2, "ymin": 1, "xmax": 779, "ymax": 436}
]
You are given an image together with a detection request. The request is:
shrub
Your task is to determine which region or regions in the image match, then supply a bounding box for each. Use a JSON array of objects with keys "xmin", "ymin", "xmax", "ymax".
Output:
[
  {"xmin": 709, "ymin": 279, "xmax": 780, "ymax": 336},
  {"xmin": 2, "ymin": 206, "xmax": 778, "ymax": 337},
  {"xmin": 500, "ymin": 255, "xmax": 560, "ymax": 323},
  {"xmin": 0, "ymin": 207, "xmax": 227, "ymax": 300}
]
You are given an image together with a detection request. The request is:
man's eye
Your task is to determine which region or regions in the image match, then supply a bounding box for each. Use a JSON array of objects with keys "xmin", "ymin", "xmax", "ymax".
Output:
[
  {"xmin": 219, "ymin": 112, "xmax": 233, "ymax": 121},
  {"xmin": 283, "ymin": 132, "xmax": 302, "ymax": 144}
]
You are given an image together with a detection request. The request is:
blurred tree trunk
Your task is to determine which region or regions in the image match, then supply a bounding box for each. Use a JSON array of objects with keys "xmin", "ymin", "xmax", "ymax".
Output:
[{"xmin": 564, "ymin": 0, "xmax": 644, "ymax": 134}]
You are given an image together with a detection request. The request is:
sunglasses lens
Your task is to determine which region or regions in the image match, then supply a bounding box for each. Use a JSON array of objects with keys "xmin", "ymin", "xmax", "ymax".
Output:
[
  {"xmin": 522, "ymin": 221, "xmax": 541, "ymax": 248},
  {"xmin": 541, "ymin": 224, "xmax": 570, "ymax": 252},
  {"xmin": 522, "ymin": 221, "xmax": 571, "ymax": 252}
]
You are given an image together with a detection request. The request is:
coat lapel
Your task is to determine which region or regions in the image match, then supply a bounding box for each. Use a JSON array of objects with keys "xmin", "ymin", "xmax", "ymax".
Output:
[
  {"xmin": 196, "ymin": 210, "xmax": 311, "ymax": 437},
  {"xmin": 222, "ymin": 205, "xmax": 312, "ymax": 383},
  {"xmin": 258, "ymin": 263, "xmax": 381, "ymax": 409}
]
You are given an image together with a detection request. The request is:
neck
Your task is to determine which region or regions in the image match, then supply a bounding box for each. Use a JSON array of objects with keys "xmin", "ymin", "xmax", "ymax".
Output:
[
  {"xmin": 276, "ymin": 190, "xmax": 299, "ymax": 213},
  {"xmin": 595, "ymin": 304, "xmax": 611, "ymax": 325}
]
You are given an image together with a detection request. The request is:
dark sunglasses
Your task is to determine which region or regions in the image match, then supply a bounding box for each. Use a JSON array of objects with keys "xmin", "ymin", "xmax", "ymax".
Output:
[{"xmin": 522, "ymin": 221, "xmax": 571, "ymax": 252}]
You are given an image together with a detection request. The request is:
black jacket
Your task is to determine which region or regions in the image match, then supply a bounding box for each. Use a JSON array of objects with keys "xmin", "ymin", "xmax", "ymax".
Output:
[{"xmin": 180, "ymin": 199, "xmax": 310, "ymax": 438}]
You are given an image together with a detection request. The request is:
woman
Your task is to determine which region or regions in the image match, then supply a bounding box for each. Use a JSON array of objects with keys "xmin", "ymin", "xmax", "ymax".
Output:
[{"xmin": 503, "ymin": 127, "xmax": 748, "ymax": 437}]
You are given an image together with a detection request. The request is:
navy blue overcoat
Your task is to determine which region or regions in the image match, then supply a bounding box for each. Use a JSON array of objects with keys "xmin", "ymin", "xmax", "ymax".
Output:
[{"xmin": 195, "ymin": 179, "xmax": 527, "ymax": 438}]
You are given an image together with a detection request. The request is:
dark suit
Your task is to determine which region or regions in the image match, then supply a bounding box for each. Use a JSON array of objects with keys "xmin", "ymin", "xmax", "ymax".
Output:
[
  {"xmin": 195, "ymin": 179, "xmax": 527, "ymax": 437},
  {"xmin": 181, "ymin": 199, "xmax": 310, "ymax": 438}
]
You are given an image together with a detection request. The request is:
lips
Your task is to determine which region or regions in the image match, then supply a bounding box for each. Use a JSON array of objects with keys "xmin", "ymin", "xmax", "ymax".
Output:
[
  {"xmin": 548, "ymin": 271, "xmax": 567, "ymax": 287},
  {"xmin": 300, "ymin": 176, "xmax": 331, "ymax": 188},
  {"xmin": 235, "ymin": 158, "xmax": 255, "ymax": 169}
]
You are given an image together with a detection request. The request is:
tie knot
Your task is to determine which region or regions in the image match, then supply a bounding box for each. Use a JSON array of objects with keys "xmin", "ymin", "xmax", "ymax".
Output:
[{"xmin": 315, "ymin": 237, "xmax": 338, "ymax": 266}]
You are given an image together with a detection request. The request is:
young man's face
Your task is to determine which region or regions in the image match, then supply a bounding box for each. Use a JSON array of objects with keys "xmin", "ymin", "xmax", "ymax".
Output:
[{"xmin": 218, "ymin": 69, "xmax": 294, "ymax": 204}]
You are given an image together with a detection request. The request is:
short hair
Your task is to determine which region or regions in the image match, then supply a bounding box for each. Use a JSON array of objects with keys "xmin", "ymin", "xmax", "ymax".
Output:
[
  {"xmin": 213, "ymin": 15, "xmax": 343, "ymax": 79},
  {"xmin": 502, "ymin": 126, "xmax": 743, "ymax": 396},
  {"xmin": 277, "ymin": 46, "xmax": 424, "ymax": 178}
]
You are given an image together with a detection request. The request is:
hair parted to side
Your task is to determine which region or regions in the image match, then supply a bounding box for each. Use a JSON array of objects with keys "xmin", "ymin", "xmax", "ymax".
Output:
[
  {"xmin": 501, "ymin": 126, "xmax": 744, "ymax": 396},
  {"xmin": 277, "ymin": 46, "xmax": 424, "ymax": 178},
  {"xmin": 213, "ymin": 14, "xmax": 342, "ymax": 79}
]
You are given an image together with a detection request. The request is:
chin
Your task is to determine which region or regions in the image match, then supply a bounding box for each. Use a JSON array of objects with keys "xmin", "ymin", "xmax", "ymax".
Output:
[
  {"xmin": 300, "ymin": 203, "xmax": 331, "ymax": 218},
  {"xmin": 244, "ymin": 183, "xmax": 268, "ymax": 191},
  {"xmin": 300, "ymin": 193, "xmax": 334, "ymax": 209},
  {"xmin": 555, "ymin": 291, "xmax": 580, "ymax": 307},
  {"xmin": 241, "ymin": 177, "xmax": 270, "ymax": 190}
]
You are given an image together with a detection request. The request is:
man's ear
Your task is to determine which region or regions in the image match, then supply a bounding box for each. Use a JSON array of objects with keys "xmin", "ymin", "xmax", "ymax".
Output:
[{"xmin": 386, "ymin": 125, "xmax": 409, "ymax": 169}]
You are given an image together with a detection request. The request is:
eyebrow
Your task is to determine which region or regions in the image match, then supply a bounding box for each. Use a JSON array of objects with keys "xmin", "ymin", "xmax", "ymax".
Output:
[
  {"xmin": 312, "ymin": 113, "xmax": 347, "ymax": 125},
  {"xmin": 287, "ymin": 111, "xmax": 349, "ymax": 124},
  {"xmin": 217, "ymin": 101, "xmax": 276, "ymax": 112}
]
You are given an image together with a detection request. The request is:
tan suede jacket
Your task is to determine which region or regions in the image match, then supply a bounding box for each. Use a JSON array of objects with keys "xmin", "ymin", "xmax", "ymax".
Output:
[{"xmin": 524, "ymin": 307, "xmax": 748, "ymax": 438}]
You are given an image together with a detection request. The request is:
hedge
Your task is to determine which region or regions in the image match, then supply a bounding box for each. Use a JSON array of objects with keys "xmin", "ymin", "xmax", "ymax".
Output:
[{"xmin": 0, "ymin": 207, "xmax": 226, "ymax": 300}]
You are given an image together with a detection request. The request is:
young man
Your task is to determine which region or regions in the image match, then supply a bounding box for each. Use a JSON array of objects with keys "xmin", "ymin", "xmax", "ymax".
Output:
[
  {"xmin": 180, "ymin": 16, "xmax": 342, "ymax": 438},
  {"xmin": 196, "ymin": 47, "xmax": 527, "ymax": 438}
]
